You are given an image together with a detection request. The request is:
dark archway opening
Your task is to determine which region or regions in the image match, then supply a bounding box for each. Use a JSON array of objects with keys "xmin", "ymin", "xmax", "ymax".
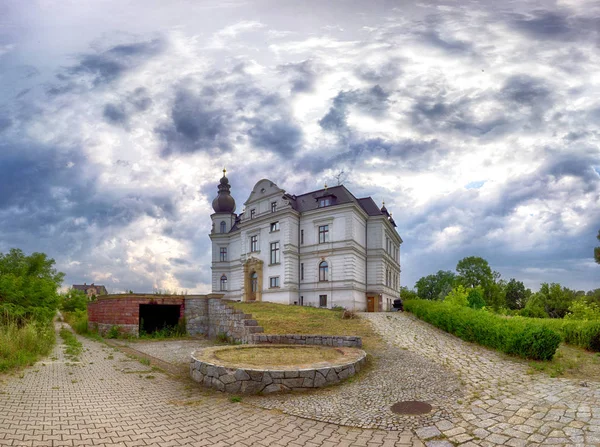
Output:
[{"xmin": 139, "ymin": 304, "xmax": 180, "ymax": 334}]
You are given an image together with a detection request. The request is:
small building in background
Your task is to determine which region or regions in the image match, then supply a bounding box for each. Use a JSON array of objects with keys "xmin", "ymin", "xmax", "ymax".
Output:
[{"xmin": 72, "ymin": 283, "xmax": 108, "ymax": 299}]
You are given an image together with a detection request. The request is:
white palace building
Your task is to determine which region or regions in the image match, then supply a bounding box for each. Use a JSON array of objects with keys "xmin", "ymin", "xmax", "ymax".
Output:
[{"xmin": 209, "ymin": 171, "xmax": 402, "ymax": 311}]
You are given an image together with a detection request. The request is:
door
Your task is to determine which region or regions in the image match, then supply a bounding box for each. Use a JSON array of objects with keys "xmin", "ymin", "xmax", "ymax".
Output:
[
  {"xmin": 249, "ymin": 272, "xmax": 258, "ymax": 301},
  {"xmin": 367, "ymin": 296, "xmax": 375, "ymax": 312}
]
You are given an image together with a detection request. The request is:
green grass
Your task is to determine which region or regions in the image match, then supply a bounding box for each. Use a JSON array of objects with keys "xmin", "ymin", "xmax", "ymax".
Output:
[
  {"xmin": 0, "ymin": 320, "xmax": 55, "ymax": 372},
  {"xmin": 230, "ymin": 302, "xmax": 381, "ymax": 351}
]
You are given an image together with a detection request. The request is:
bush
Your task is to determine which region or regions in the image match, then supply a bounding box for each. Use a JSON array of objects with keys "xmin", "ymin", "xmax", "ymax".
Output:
[
  {"xmin": 404, "ymin": 299, "xmax": 561, "ymax": 360},
  {"xmin": 60, "ymin": 289, "xmax": 88, "ymax": 313},
  {"xmin": 531, "ymin": 318, "xmax": 600, "ymax": 352},
  {"xmin": 444, "ymin": 285, "xmax": 469, "ymax": 307},
  {"xmin": 63, "ymin": 310, "xmax": 89, "ymax": 335},
  {"xmin": 467, "ymin": 287, "xmax": 486, "ymax": 310}
]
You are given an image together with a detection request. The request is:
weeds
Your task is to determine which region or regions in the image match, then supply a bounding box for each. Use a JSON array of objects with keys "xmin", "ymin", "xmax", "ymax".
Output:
[
  {"xmin": 0, "ymin": 318, "xmax": 55, "ymax": 372},
  {"xmin": 60, "ymin": 328, "xmax": 83, "ymax": 362}
]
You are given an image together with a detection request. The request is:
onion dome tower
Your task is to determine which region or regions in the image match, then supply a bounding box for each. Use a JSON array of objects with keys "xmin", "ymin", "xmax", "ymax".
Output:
[
  {"xmin": 212, "ymin": 169, "xmax": 236, "ymax": 214},
  {"xmin": 211, "ymin": 169, "xmax": 237, "ymax": 234}
]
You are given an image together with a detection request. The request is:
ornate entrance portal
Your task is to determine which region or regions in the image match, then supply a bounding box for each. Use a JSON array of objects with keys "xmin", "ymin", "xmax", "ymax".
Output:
[{"xmin": 243, "ymin": 258, "xmax": 263, "ymax": 302}]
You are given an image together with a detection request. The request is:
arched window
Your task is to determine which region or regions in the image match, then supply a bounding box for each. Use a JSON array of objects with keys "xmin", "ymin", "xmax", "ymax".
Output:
[
  {"xmin": 220, "ymin": 275, "xmax": 227, "ymax": 291},
  {"xmin": 319, "ymin": 261, "xmax": 328, "ymax": 282},
  {"xmin": 220, "ymin": 221, "xmax": 226, "ymax": 233},
  {"xmin": 251, "ymin": 272, "xmax": 258, "ymax": 292}
]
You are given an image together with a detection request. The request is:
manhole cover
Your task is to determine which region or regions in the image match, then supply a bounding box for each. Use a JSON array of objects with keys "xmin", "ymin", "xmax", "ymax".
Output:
[{"xmin": 390, "ymin": 401, "xmax": 432, "ymax": 415}]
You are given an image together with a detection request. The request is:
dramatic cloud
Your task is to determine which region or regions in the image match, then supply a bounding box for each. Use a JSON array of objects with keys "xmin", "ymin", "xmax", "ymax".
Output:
[{"xmin": 1, "ymin": 0, "xmax": 599, "ymax": 293}]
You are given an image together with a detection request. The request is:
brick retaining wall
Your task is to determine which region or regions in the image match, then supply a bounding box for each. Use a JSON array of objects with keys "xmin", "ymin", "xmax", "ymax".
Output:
[
  {"xmin": 87, "ymin": 294, "xmax": 187, "ymax": 336},
  {"xmin": 88, "ymin": 294, "xmax": 263, "ymax": 341}
]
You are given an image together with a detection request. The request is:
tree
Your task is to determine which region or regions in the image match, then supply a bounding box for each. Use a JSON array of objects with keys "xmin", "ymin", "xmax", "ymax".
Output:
[
  {"xmin": 0, "ymin": 248, "xmax": 64, "ymax": 322},
  {"xmin": 456, "ymin": 256, "xmax": 493, "ymax": 289},
  {"xmin": 505, "ymin": 279, "xmax": 530, "ymax": 310},
  {"xmin": 595, "ymin": 230, "xmax": 600, "ymax": 264},
  {"xmin": 60, "ymin": 289, "xmax": 88, "ymax": 313},
  {"xmin": 535, "ymin": 283, "xmax": 577, "ymax": 318},
  {"xmin": 415, "ymin": 270, "xmax": 456, "ymax": 300},
  {"xmin": 399, "ymin": 286, "xmax": 418, "ymax": 301},
  {"xmin": 467, "ymin": 287, "xmax": 486, "ymax": 309}
]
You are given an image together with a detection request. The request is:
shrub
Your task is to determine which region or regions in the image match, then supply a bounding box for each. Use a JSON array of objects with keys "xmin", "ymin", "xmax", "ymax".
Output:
[
  {"xmin": 531, "ymin": 318, "xmax": 600, "ymax": 352},
  {"xmin": 106, "ymin": 325, "xmax": 120, "ymax": 339},
  {"xmin": 404, "ymin": 299, "xmax": 561, "ymax": 360},
  {"xmin": 63, "ymin": 310, "xmax": 89, "ymax": 335},
  {"xmin": 60, "ymin": 289, "xmax": 88, "ymax": 313},
  {"xmin": 444, "ymin": 285, "xmax": 469, "ymax": 307},
  {"xmin": 467, "ymin": 287, "xmax": 486, "ymax": 310}
]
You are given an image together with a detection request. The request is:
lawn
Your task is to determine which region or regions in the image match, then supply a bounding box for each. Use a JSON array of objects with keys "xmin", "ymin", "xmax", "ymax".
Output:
[{"xmin": 231, "ymin": 302, "xmax": 381, "ymax": 351}]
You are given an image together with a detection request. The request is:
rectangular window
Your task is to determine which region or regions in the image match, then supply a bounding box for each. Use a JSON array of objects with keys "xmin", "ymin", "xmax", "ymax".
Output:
[
  {"xmin": 219, "ymin": 247, "xmax": 227, "ymax": 262},
  {"xmin": 318, "ymin": 225, "xmax": 329, "ymax": 243},
  {"xmin": 250, "ymin": 235, "xmax": 258, "ymax": 252},
  {"xmin": 300, "ymin": 229, "xmax": 304, "ymax": 245},
  {"xmin": 319, "ymin": 198, "xmax": 331, "ymax": 207},
  {"xmin": 319, "ymin": 294, "xmax": 327, "ymax": 307},
  {"xmin": 300, "ymin": 263, "xmax": 304, "ymax": 280},
  {"xmin": 271, "ymin": 202, "xmax": 277, "ymax": 212},
  {"xmin": 270, "ymin": 221, "xmax": 279, "ymax": 232},
  {"xmin": 250, "ymin": 209, "xmax": 256, "ymax": 219},
  {"xmin": 269, "ymin": 276, "xmax": 280, "ymax": 288},
  {"xmin": 270, "ymin": 241, "xmax": 280, "ymax": 264}
]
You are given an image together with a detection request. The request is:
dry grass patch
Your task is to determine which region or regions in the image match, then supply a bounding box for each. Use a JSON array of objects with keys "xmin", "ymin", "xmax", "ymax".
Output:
[
  {"xmin": 527, "ymin": 343, "xmax": 600, "ymax": 381},
  {"xmin": 231, "ymin": 302, "xmax": 382, "ymax": 351},
  {"xmin": 214, "ymin": 346, "xmax": 343, "ymax": 368}
]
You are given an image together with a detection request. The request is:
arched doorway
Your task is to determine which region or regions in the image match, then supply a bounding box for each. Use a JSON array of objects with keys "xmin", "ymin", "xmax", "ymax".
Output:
[
  {"xmin": 249, "ymin": 272, "xmax": 258, "ymax": 301},
  {"xmin": 243, "ymin": 258, "xmax": 263, "ymax": 302}
]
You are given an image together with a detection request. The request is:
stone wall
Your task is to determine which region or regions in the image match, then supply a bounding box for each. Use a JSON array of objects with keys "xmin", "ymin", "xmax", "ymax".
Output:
[
  {"xmin": 190, "ymin": 346, "xmax": 367, "ymax": 394},
  {"xmin": 205, "ymin": 299, "xmax": 263, "ymax": 342},
  {"xmin": 249, "ymin": 334, "xmax": 362, "ymax": 348}
]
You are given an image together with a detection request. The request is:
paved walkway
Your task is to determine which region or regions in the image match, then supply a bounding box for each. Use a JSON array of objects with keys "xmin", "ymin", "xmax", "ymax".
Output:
[
  {"xmin": 362, "ymin": 312, "xmax": 600, "ymax": 446},
  {"xmin": 0, "ymin": 322, "xmax": 418, "ymax": 446}
]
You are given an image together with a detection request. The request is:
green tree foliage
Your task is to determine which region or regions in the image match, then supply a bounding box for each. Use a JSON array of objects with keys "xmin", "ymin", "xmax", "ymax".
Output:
[
  {"xmin": 467, "ymin": 287, "xmax": 486, "ymax": 309},
  {"xmin": 399, "ymin": 286, "xmax": 418, "ymax": 301},
  {"xmin": 564, "ymin": 297, "xmax": 600, "ymax": 321},
  {"xmin": 520, "ymin": 293, "xmax": 549, "ymax": 318},
  {"xmin": 0, "ymin": 248, "xmax": 64, "ymax": 323},
  {"xmin": 456, "ymin": 256, "xmax": 493, "ymax": 288},
  {"xmin": 444, "ymin": 285, "xmax": 469, "ymax": 307},
  {"xmin": 505, "ymin": 278, "xmax": 530, "ymax": 310},
  {"xmin": 415, "ymin": 270, "xmax": 456, "ymax": 300},
  {"xmin": 595, "ymin": 230, "xmax": 600, "ymax": 264},
  {"xmin": 532, "ymin": 283, "xmax": 578, "ymax": 319},
  {"xmin": 456, "ymin": 257, "xmax": 506, "ymax": 310},
  {"xmin": 60, "ymin": 289, "xmax": 88, "ymax": 313}
]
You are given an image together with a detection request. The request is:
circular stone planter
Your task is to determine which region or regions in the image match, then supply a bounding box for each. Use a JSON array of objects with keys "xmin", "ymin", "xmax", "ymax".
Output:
[{"xmin": 190, "ymin": 344, "xmax": 367, "ymax": 394}]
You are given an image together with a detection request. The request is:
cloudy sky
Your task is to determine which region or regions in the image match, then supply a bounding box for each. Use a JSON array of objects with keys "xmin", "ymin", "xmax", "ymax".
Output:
[{"xmin": 1, "ymin": 0, "xmax": 599, "ymax": 294}]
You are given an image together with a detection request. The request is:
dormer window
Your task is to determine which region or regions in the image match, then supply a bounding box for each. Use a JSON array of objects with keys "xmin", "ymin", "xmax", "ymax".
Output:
[{"xmin": 319, "ymin": 198, "xmax": 331, "ymax": 207}]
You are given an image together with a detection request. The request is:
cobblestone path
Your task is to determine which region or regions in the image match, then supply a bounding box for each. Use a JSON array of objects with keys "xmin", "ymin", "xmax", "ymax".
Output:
[
  {"xmin": 362, "ymin": 312, "xmax": 600, "ymax": 447},
  {"xmin": 0, "ymin": 323, "xmax": 418, "ymax": 446}
]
